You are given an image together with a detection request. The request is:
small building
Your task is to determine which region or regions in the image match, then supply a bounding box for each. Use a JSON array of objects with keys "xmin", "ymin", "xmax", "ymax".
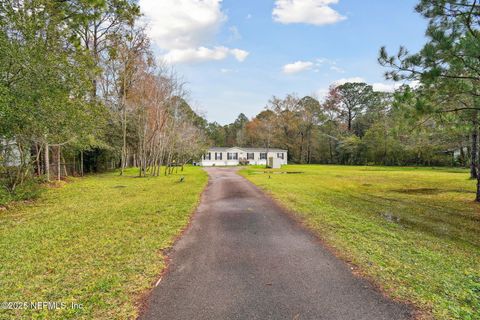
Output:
[
  {"xmin": 0, "ymin": 139, "xmax": 21, "ymax": 167},
  {"xmin": 197, "ymin": 147, "xmax": 288, "ymax": 167}
]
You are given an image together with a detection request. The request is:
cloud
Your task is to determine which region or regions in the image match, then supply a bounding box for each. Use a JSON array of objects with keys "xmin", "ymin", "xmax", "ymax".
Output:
[
  {"xmin": 333, "ymin": 77, "xmax": 401, "ymax": 92},
  {"xmin": 140, "ymin": 0, "xmax": 225, "ymax": 50},
  {"xmin": 230, "ymin": 48, "xmax": 249, "ymax": 61},
  {"xmin": 317, "ymin": 78, "xmax": 418, "ymax": 100},
  {"xmin": 333, "ymin": 77, "xmax": 365, "ymax": 86},
  {"xmin": 371, "ymin": 82, "xmax": 399, "ymax": 92},
  {"xmin": 139, "ymin": 0, "xmax": 249, "ymax": 64},
  {"xmin": 163, "ymin": 46, "xmax": 249, "ymax": 64},
  {"xmin": 329, "ymin": 65, "xmax": 345, "ymax": 73},
  {"xmin": 283, "ymin": 61, "xmax": 314, "ymax": 74},
  {"xmin": 273, "ymin": 0, "xmax": 346, "ymax": 25}
]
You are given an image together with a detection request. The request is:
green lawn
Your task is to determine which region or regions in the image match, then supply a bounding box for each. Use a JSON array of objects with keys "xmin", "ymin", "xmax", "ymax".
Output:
[
  {"xmin": 240, "ymin": 165, "xmax": 480, "ymax": 320},
  {"xmin": 0, "ymin": 167, "xmax": 207, "ymax": 319}
]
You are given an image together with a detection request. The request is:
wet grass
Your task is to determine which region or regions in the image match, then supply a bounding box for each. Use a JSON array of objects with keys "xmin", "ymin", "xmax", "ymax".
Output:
[
  {"xmin": 0, "ymin": 167, "xmax": 208, "ymax": 319},
  {"xmin": 240, "ymin": 165, "xmax": 480, "ymax": 320}
]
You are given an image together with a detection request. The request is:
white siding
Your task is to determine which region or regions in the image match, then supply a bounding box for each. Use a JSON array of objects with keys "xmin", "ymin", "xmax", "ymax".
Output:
[{"xmin": 199, "ymin": 148, "xmax": 287, "ymax": 167}]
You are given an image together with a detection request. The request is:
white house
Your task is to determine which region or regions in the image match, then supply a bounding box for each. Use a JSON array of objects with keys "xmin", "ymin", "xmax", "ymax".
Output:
[{"xmin": 197, "ymin": 147, "xmax": 288, "ymax": 167}]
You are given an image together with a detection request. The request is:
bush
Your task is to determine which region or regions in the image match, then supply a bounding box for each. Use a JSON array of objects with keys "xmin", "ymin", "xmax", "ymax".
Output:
[{"xmin": 0, "ymin": 178, "xmax": 43, "ymax": 207}]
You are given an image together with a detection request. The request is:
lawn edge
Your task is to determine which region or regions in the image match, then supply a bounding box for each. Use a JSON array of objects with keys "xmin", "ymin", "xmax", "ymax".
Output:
[
  {"xmin": 134, "ymin": 170, "xmax": 210, "ymax": 319},
  {"xmin": 237, "ymin": 169, "xmax": 431, "ymax": 320}
]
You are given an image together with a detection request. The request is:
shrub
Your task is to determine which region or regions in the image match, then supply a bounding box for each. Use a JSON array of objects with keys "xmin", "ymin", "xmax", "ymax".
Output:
[{"xmin": 0, "ymin": 178, "xmax": 43, "ymax": 206}]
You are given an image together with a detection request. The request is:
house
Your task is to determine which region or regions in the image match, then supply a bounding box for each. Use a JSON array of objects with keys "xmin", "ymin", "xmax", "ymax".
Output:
[
  {"xmin": 0, "ymin": 139, "xmax": 21, "ymax": 167},
  {"xmin": 197, "ymin": 147, "xmax": 288, "ymax": 167}
]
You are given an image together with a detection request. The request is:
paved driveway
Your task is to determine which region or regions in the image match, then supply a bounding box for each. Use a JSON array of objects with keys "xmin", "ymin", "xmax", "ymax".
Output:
[{"xmin": 140, "ymin": 167, "xmax": 412, "ymax": 320}]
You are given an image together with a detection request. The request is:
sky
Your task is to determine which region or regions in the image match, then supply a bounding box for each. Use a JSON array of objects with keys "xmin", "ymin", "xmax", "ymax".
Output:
[{"xmin": 138, "ymin": 0, "xmax": 428, "ymax": 124}]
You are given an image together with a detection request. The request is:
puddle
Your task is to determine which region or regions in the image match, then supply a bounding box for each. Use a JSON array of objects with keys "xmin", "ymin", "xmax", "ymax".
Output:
[{"xmin": 113, "ymin": 185, "xmax": 127, "ymax": 189}]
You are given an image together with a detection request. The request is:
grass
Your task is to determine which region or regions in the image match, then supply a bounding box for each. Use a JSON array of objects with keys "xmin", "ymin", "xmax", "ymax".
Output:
[
  {"xmin": 240, "ymin": 165, "xmax": 480, "ymax": 320},
  {"xmin": 0, "ymin": 166, "xmax": 207, "ymax": 319}
]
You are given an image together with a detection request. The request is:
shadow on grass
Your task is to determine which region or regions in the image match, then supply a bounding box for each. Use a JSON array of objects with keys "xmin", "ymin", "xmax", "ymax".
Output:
[{"xmin": 391, "ymin": 188, "xmax": 475, "ymax": 195}]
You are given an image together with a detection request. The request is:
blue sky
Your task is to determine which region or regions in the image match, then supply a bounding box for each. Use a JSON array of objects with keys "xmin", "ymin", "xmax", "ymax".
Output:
[{"xmin": 139, "ymin": 0, "xmax": 428, "ymax": 124}]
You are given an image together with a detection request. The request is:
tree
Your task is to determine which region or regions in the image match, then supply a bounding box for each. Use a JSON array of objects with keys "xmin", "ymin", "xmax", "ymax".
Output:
[
  {"xmin": 67, "ymin": 0, "xmax": 140, "ymax": 98},
  {"xmin": 379, "ymin": 0, "xmax": 480, "ymax": 200},
  {"xmin": 297, "ymin": 96, "xmax": 324, "ymax": 163},
  {"xmin": 334, "ymin": 83, "xmax": 375, "ymax": 132},
  {"xmin": 0, "ymin": 0, "xmax": 105, "ymax": 183}
]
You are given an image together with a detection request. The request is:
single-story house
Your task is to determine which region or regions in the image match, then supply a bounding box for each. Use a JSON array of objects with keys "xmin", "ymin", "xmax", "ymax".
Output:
[{"xmin": 197, "ymin": 147, "xmax": 288, "ymax": 167}]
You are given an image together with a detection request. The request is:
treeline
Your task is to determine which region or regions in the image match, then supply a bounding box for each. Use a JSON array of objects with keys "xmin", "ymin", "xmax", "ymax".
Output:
[
  {"xmin": 206, "ymin": 84, "xmax": 465, "ymax": 167},
  {"xmin": 206, "ymin": 0, "xmax": 480, "ymax": 200},
  {"xmin": 0, "ymin": 0, "xmax": 207, "ymax": 201}
]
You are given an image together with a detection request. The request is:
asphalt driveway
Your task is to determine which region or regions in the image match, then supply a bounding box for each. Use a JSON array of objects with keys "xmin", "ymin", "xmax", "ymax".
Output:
[{"xmin": 139, "ymin": 167, "xmax": 412, "ymax": 320}]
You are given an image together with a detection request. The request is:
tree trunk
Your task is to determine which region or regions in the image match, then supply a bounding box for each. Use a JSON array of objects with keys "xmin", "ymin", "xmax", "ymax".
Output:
[
  {"xmin": 459, "ymin": 145, "xmax": 465, "ymax": 167},
  {"xmin": 45, "ymin": 143, "xmax": 50, "ymax": 181},
  {"xmin": 329, "ymin": 138, "xmax": 333, "ymax": 164},
  {"xmin": 80, "ymin": 151, "xmax": 84, "ymax": 177},
  {"xmin": 299, "ymin": 133, "xmax": 304, "ymax": 164},
  {"xmin": 57, "ymin": 146, "xmax": 61, "ymax": 181},
  {"xmin": 121, "ymin": 107, "xmax": 127, "ymax": 176},
  {"xmin": 348, "ymin": 110, "xmax": 352, "ymax": 131},
  {"xmin": 477, "ymin": 147, "xmax": 480, "ymax": 202},
  {"xmin": 471, "ymin": 111, "xmax": 478, "ymax": 179},
  {"xmin": 73, "ymin": 154, "xmax": 76, "ymax": 176},
  {"xmin": 62, "ymin": 153, "xmax": 68, "ymax": 177},
  {"xmin": 35, "ymin": 143, "xmax": 42, "ymax": 176}
]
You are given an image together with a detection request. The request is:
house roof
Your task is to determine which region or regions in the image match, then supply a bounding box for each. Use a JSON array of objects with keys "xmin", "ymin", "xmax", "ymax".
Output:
[{"xmin": 208, "ymin": 146, "xmax": 287, "ymax": 152}]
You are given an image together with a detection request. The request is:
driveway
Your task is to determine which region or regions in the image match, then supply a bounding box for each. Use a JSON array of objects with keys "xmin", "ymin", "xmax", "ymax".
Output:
[{"xmin": 140, "ymin": 167, "xmax": 412, "ymax": 320}]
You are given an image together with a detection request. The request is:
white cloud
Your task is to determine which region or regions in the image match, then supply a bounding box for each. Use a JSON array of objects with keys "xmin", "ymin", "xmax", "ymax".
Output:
[
  {"xmin": 273, "ymin": 0, "xmax": 346, "ymax": 25},
  {"xmin": 371, "ymin": 82, "xmax": 399, "ymax": 92},
  {"xmin": 316, "ymin": 88, "xmax": 329, "ymax": 98},
  {"xmin": 333, "ymin": 77, "xmax": 401, "ymax": 92},
  {"xmin": 316, "ymin": 78, "xmax": 417, "ymax": 100},
  {"xmin": 163, "ymin": 46, "xmax": 248, "ymax": 64},
  {"xmin": 333, "ymin": 77, "xmax": 365, "ymax": 86},
  {"xmin": 283, "ymin": 61, "xmax": 314, "ymax": 74},
  {"xmin": 140, "ymin": 0, "xmax": 225, "ymax": 50},
  {"xmin": 410, "ymin": 80, "xmax": 421, "ymax": 89},
  {"xmin": 230, "ymin": 49, "xmax": 249, "ymax": 62},
  {"xmin": 330, "ymin": 65, "xmax": 345, "ymax": 73},
  {"xmin": 317, "ymin": 77, "xmax": 411, "ymax": 96},
  {"xmin": 140, "ymin": 0, "xmax": 249, "ymax": 64}
]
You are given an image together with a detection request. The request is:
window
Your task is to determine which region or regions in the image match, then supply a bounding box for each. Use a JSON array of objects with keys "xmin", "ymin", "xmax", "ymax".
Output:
[
  {"xmin": 247, "ymin": 153, "xmax": 254, "ymax": 160},
  {"xmin": 203, "ymin": 153, "xmax": 211, "ymax": 160},
  {"xmin": 215, "ymin": 152, "xmax": 222, "ymax": 160},
  {"xmin": 228, "ymin": 152, "xmax": 238, "ymax": 160},
  {"xmin": 259, "ymin": 152, "xmax": 267, "ymax": 160},
  {"xmin": 277, "ymin": 153, "xmax": 284, "ymax": 159}
]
